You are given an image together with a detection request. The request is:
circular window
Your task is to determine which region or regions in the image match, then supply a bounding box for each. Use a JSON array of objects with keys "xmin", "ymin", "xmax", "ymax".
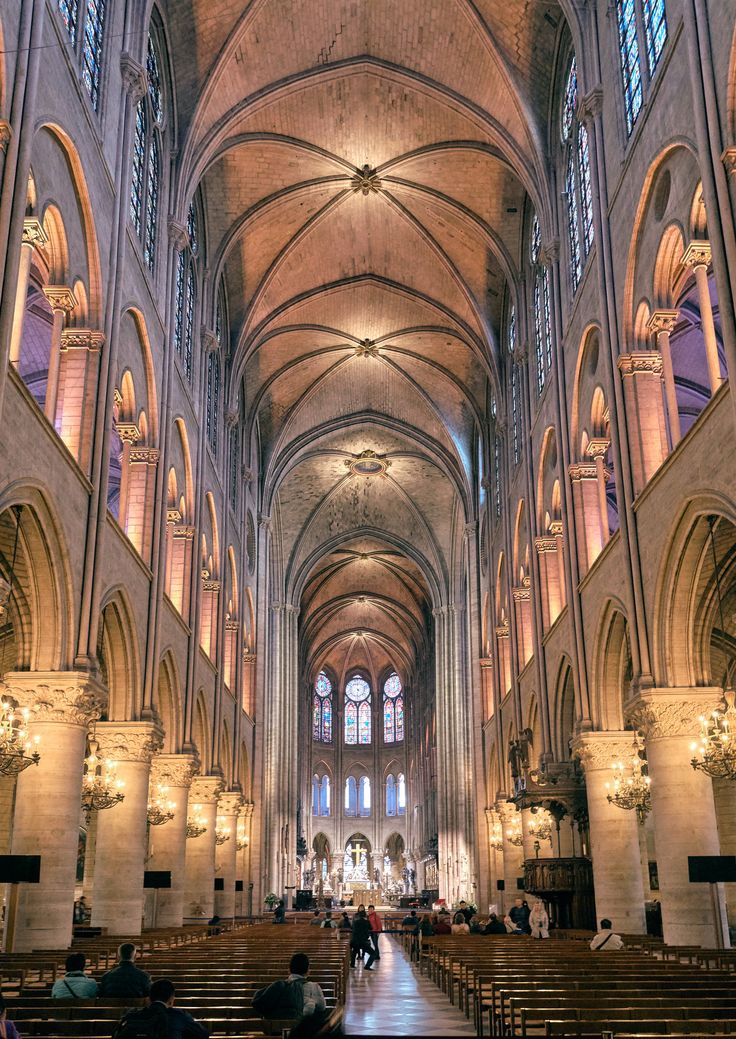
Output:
[
  {"xmin": 346, "ymin": 677, "xmax": 370, "ymax": 702},
  {"xmin": 384, "ymin": 673, "xmax": 402, "ymax": 698}
]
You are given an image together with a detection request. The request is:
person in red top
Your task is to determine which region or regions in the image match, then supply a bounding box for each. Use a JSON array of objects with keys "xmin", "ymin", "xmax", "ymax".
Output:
[
  {"xmin": 433, "ymin": 914, "xmax": 452, "ymax": 935},
  {"xmin": 367, "ymin": 904, "xmax": 383, "ymax": 960}
]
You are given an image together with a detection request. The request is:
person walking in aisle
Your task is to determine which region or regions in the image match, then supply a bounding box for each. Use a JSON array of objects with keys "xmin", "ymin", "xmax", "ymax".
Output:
[
  {"xmin": 350, "ymin": 908, "xmax": 376, "ymax": 969},
  {"xmin": 367, "ymin": 904, "xmax": 383, "ymax": 960}
]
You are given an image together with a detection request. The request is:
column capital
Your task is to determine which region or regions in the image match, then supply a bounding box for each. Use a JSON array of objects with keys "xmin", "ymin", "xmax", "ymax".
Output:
[
  {"xmin": 495, "ymin": 624, "xmax": 509, "ymax": 638},
  {"xmin": 479, "ymin": 657, "xmax": 493, "ymax": 670},
  {"xmin": 568, "ymin": 461, "xmax": 599, "ymax": 481},
  {"xmin": 464, "ymin": 521, "xmax": 478, "ymax": 540},
  {"xmin": 22, "ymin": 217, "xmax": 48, "ymax": 248},
  {"xmin": 626, "ymin": 687, "xmax": 722, "ymax": 740},
  {"xmin": 120, "ymin": 53, "xmax": 147, "ymax": 102},
  {"xmin": 168, "ymin": 219, "xmax": 189, "ymax": 253},
  {"xmin": 202, "ymin": 579, "xmax": 221, "ymax": 593},
  {"xmin": 258, "ymin": 513, "xmax": 272, "ymax": 533},
  {"xmin": 173, "ymin": 524, "xmax": 196, "ymax": 541},
  {"xmin": 535, "ymin": 536, "xmax": 558, "ymax": 554},
  {"xmin": 43, "ymin": 285, "xmax": 77, "ymax": 314},
  {"xmin": 722, "ymin": 147, "xmax": 736, "ymax": 178},
  {"xmin": 189, "ymin": 775, "xmax": 225, "ymax": 804},
  {"xmin": 217, "ymin": 792, "xmax": 244, "ymax": 816},
  {"xmin": 0, "ymin": 671, "xmax": 106, "ymax": 727},
  {"xmin": 617, "ymin": 351, "xmax": 664, "ymax": 376},
  {"xmin": 0, "ymin": 120, "xmax": 11, "ymax": 152},
  {"xmin": 540, "ymin": 238, "xmax": 560, "ymax": 266},
  {"xmin": 572, "ymin": 730, "xmax": 640, "ymax": 772},
  {"xmin": 116, "ymin": 421, "xmax": 141, "ymax": 445},
  {"xmin": 512, "ymin": 585, "xmax": 531, "ymax": 602},
  {"xmin": 681, "ymin": 240, "xmax": 712, "ymax": 270},
  {"xmin": 432, "ymin": 606, "xmax": 447, "ymax": 618},
  {"xmin": 243, "ymin": 652, "xmax": 256, "ymax": 664},
  {"xmin": 579, "ymin": 86, "xmax": 604, "ymax": 123},
  {"xmin": 647, "ymin": 309, "xmax": 679, "ymax": 336},
  {"xmin": 60, "ymin": 329, "xmax": 106, "ymax": 352},
  {"xmin": 495, "ymin": 800, "xmax": 519, "ymax": 823},
  {"xmin": 240, "ymin": 800, "xmax": 255, "ymax": 820},
  {"xmin": 150, "ymin": 752, "xmax": 199, "ymax": 788},
  {"xmin": 586, "ymin": 437, "xmax": 610, "ymax": 461},
  {"xmin": 225, "ymin": 409, "xmax": 239, "ymax": 430},
  {"xmin": 201, "ymin": 327, "xmax": 219, "ymax": 354},
  {"xmin": 129, "ymin": 446, "xmax": 160, "ymax": 465},
  {"xmin": 94, "ymin": 720, "xmax": 164, "ymax": 763},
  {"xmin": 548, "ymin": 520, "xmax": 564, "ymax": 537}
]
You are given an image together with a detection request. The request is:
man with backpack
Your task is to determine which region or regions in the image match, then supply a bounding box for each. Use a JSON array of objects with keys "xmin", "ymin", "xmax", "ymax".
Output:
[
  {"xmin": 99, "ymin": 943, "xmax": 151, "ymax": 997},
  {"xmin": 252, "ymin": 953, "xmax": 326, "ymax": 1019},
  {"xmin": 113, "ymin": 978, "xmax": 209, "ymax": 1039}
]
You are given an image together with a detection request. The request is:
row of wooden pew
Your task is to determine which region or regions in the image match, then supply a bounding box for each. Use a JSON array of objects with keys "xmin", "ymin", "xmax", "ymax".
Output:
[
  {"xmin": 0, "ymin": 921, "xmax": 348, "ymax": 1038},
  {"xmin": 411, "ymin": 932, "xmax": 736, "ymax": 1037}
]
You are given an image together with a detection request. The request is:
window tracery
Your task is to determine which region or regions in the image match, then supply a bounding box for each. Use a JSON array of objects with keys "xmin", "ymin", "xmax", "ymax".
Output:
[
  {"xmin": 57, "ymin": 0, "xmax": 107, "ymax": 111},
  {"xmin": 131, "ymin": 30, "xmax": 165, "ymax": 271},
  {"xmin": 616, "ymin": 0, "xmax": 644, "ymax": 134},
  {"xmin": 383, "ymin": 672, "xmax": 404, "ymax": 744},
  {"xmin": 173, "ymin": 203, "xmax": 199, "ymax": 383},
  {"xmin": 312, "ymin": 671, "xmax": 333, "ymax": 743},
  {"xmin": 560, "ymin": 60, "xmax": 594, "ymax": 295},
  {"xmin": 345, "ymin": 676, "xmax": 371, "ymax": 745}
]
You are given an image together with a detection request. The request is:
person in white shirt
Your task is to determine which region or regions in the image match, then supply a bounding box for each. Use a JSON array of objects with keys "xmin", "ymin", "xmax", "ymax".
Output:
[
  {"xmin": 288, "ymin": 953, "xmax": 327, "ymax": 1016},
  {"xmin": 529, "ymin": 900, "xmax": 550, "ymax": 939},
  {"xmin": 590, "ymin": 918, "xmax": 624, "ymax": 951}
]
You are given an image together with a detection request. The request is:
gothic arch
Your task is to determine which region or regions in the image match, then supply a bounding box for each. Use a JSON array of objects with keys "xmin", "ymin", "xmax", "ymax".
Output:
[
  {"xmin": 591, "ymin": 600, "xmax": 633, "ymax": 731},
  {"xmin": 156, "ymin": 651, "xmax": 183, "ymax": 753},
  {"xmin": 98, "ymin": 590, "xmax": 140, "ymax": 721}
]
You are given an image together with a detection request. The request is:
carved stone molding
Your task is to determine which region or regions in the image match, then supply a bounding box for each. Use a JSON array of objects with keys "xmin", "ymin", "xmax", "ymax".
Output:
[
  {"xmin": 626, "ymin": 688, "xmax": 722, "ymax": 740},
  {"xmin": 647, "ymin": 309, "xmax": 679, "ymax": 337},
  {"xmin": 167, "ymin": 508, "xmax": 182, "ymax": 524},
  {"xmin": 0, "ymin": 121, "xmax": 12, "ymax": 152},
  {"xmin": 540, "ymin": 238, "xmax": 560, "ymax": 266},
  {"xmin": 60, "ymin": 329, "xmax": 105, "ymax": 352},
  {"xmin": 202, "ymin": 579, "xmax": 221, "ymax": 593},
  {"xmin": 22, "ymin": 218, "xmax": 47, "ymax": 248},
  {"xmin": 572, "ymin": 730, "xmax": 640, "ymax": 772},
  {"xmin": 352, "ymin": 165, "xmax": 381, "ymax": 195},
  {"xmin": 225, "ymin": 619, "xmax": 239, "ymax": 632},
  {"xmin": 240, "ymin": 800, "xmax": 255, "ymax": 820},
  {"xmin": 43, "ymin": 285, "xmax": 77, "ymax": 313},
  {"xmin": 495, "ymin": 625, "xmax": 510, "ymax": 638},
  {"xmin": 535, "ymin": 536, "xmax": 557, "ymax": 554},
  {"xmin": 225, "ymin": 409, "xmax": 239, "ymax": 429},
  {"xmin": 722, "ymin": 148, "xmax": 736, "ymax": 178},
  {"xmin": 95, "ymin": 721, "xmax": 164, "ymax": 763},
  {"xmin": 217, "ymin": 792, "xmax": 244, "ymax": 817},
  {"xmin": 116, "ymin": 421, "xmax": 141, "ymax": 445},
  {"xmin": 681, "ymin": 240, "xmax": 712, "ymax": 270},
  {"xmin": 464, "ymin": 521, "xmax": 478, "ymax": 541},
  {"xmin": 0, "ymin": 671, "xmax": 106, "ymax": 728},
  {"xmin": 243, "ymin": 652, "xmax": 256, "ymax": 664},
  {"xmin": 168, "ymin": 219, "xmax": 188, "ymax": 253},
  {"xmin": 579, "ymin": 86, "xmax": 603, "ymax": 123},
  {"xmin": 172, "ymin": 524, "xmax": 195, "ymax": 541},
  {"xmin": 258, "ymin": 513, "xmax": 272, "ymax": 533},
  {"xmin": 150, "ymin": 752, "xmax": 199, "ymax": 789},
  {"xmin": 355, "ymin": 338, "xmax": 379, "ymax": 358},
  {"xmin": 201, "ymin": 327, "xmax": 218, "ymax": 354},
  {"xmin": 548, "ymin": 520, "xmax": 564, "ymax": 537},
  {"xmin": 586, "ymin": 437, "xmax": 610, "ymax": 461},
  {"xmin": 479, "ymin": 657, "xmax": 493, "ymax": 671},
  {"xmin": 129, "ymin": 446, "xmax": 160, "ymax": 465},
  {"xmin": 568, "ymin": 461, "xmax": 599, "ymax": 481},
  {"xmin": 120, "ymin": 53, "xmax": 147, "ymax": 103},
  {"xmin": 189, "ymin": 775, "xmax": 225, "ymax": 804},
  {"xmin": 496, "ymin": 800, "xmax": 520, "ymax": 823},
  {"xmin": 512, "ymin": 585, "xmax": 531, "ymax": 602},
  {"xmin": 617, "ymin": 351, "xmax": 664, "ymax": 376}
]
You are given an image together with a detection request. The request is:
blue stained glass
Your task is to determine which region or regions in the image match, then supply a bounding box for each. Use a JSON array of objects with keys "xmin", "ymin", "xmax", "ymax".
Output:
[
  {"xmin": 578, "ymin": 125, "xmax": 594, "ymax": 254},
  {"xmin": 312, "ymin": 697, "xmax": 320, "ymax": 741},
  {"xmin": 144, "ymin": 132, "xmax": 159, "ymax": 271},
  {"xmin": 58, "ymin": 0, "xmax": 79, "ymax": 45},
  {"xmin": 187, "ymin": 203, "xmax": 198, "ymax": 255},
  {"xmin": 511, "ymin": 365, "xmax": 520, "ymax": 465},
  {"xmin": 322, "ymin": 697, "xmax": 332, "ymax": 743},
  {"xmin": 617, "ymin": 0, "xmax": 643, "ymax": 135},
  {"xmin": 184, "ymin": 262, "xmax": 195, "ymax": 381},
  {"xmin": 82, "ymin": 0, "xmax": 105, "ymax": 110},
  {"xmin": 345, "ymin": 701, "xmax": 357, "ymax": 744},
  {"xmin": 346, "ymin": 676, "xmax": 370, "ymax": 702},
  {"xmin": 542, "ymin": 268, "xmax": 552, "ymax": 371},
  {"xmin": 644, "ymin": 0, "xmax": 667, "ymax": 77},
  {"xmin": 566, "ymin": 149, "xmax": 582, "ymax": 291},
  {"xmin": 316, "ymin": 672, "xmax": 332, "ymax": 697},
  {"xmin": 396, "ymin": 696, "xmax": 404, "ymax": 742},
  {"xmin": 358, "ymin": 701, "xmax": 371, "ymax": 744},
  {"xmin": 561, "ymin": 58, "xmax": 577, "ymax": 142},
  {"xmin": 206, "ymin": 352, "xmax": 220, "ymax": 453},
  {"xmin": 174, "ymin": 252, "xmax": 185, "ymax": 358},
  {"xmin": 314, "ymin": 672, "xmax": 332, "ymax": 743},
  {"xmin": 534, "ymin": 278, "xmax": 545, "ymax": 395},
  {"xmin": 494, "ymin": 435, "xmax": 501, "ymax": 518},
  {"xmin": 147, "ymin": 34, "xmax": 163, "ymax": 124},
  {"xmin": 384, "ymin": 699, "xmax": 395, "ymax": 744},
  {"xmin": 130, "ymin": 101, "xmax": 146, "ymax": 235},
  {"xmin": 384, "ymin": 673, "xmax": 401, "ymax": 697}
]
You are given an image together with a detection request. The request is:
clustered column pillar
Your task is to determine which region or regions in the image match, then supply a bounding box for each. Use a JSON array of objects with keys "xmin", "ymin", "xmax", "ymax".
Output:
[
  {"xmin": 90, "ymin": 721, "xmax": 163, "ymax": 935},
  {"xmin": 496, "ymin": 802, "xmax": 523, "ymax": 915},
  {"xmin": 574, "ymin": 731, "xmax": 647, "ymax": 934},
  {"xmin": 1, "ymin": 672, "xmax": 105, "ymax": 951},
  {"xmin": 629, "ymin": 688, "xmax": 727, "ymax": 946},
  {"xmin": 145, "ymin": 753, "xmax": 198, "ymax": 927},
  {"xmin": 184, "ymin": 776, "xmax": 223, "ymax": 919},
  {"xmin": 214, "ymin": 792, "xmax": 243, "ymax": 919}
]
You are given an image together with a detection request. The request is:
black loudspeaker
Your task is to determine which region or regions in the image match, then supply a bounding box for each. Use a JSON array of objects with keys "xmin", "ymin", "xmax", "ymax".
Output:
[
  {"xmin": 496, "ymin": 879, "xmax": 505, "ymax": 891},
  {"xmin": 517, "ymin": 877, "xmax": 526, "ymax": 890},
  {"xmin": 143, "ymin": 871, "xmax": 171, "ymax": 889},
  {"xmin": 214, "ymin": 878, "xmax": 225, "ymax": 891},
  {"xmin": 688, "ymin": 855, "xmax": 736, "ymax": 883},
  {"xmin": 0, "ymin": 855, "xmax": 41, "ymax": 883},
  {"xmin": 235, "ymin": 880, "xmax": 244, "ymax": 892},
  {"xmin": 295, "ymin": 889, "xmax": 312, "ymax": 909}
]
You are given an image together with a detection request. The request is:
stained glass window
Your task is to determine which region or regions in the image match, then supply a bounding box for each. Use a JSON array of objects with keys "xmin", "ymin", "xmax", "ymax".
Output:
[
  {"xmin": 131, "ymin": 30, "xmax": 165, "ymax": 271},
  {"xmin": 229, "ymin": 424, "xmax": 239, "ymax": 510},
  {"xmin": 508, "ymin": 304, "xmax": 516, "ymax": 354},
  {"xmin": 58, "ymin": 0, "xmax": 79, "ymax": 45},
  {"xmin": 358, "ymin": 702, "xmax": 371, "ymax": 744},
  {"xmin": 644, "ymin": 0, "xmax": 667, "ymax": 76},
  {"xmin": 313, "ymin": 672, "xmax": 332, "ymax": 743},
  {"xmin": 174, "ymin": 253, "xmax": 185, "ymax": 359},
  {"xmin": 184, "ymin": 262, "xmax": 195, "ymax": 381},
  {"xmin": 511, "ymin": 365, "xmax": 520, "ymax": 465},
  {"xmin": 578, "ymin": 126, "xmax": 594, "ymax": 254},
  {"xmin": 566, "ymin": 149, "xmax": 582, "ymax": 292},
  {"xmin": 130, "ymin": 102, "xmax": 146, "ymax": 235},
  {"xmin": 345, "ymin": 676, "xmax": 371, "ymax": 743},
  {"xmin": 494, "ymin": 435, "xmax": 501, "ymax": 519},
  {"xmin": 383, "ymin": 672, "xmax": 403, "ymax": 743},
  {"xmin": 386, "ymin": 774, "xmax": 396, "ymax": 816},
  {"xmin": 534, "ymin": 278, "xmax": 545, "ymax": 395},
  {"xmin": 542, "ymin": 269, "xmax": 553, "ymax": 371},
  {"xmin": 187, "ymin": 203, "xmax": 199, "ymax": 255},
  {"xmin": 206, "ymin": 352, "xmax": 220, "ymax": 454},
  {"xmin": 397, "ymin": 773, "xmax": 406, "ymax": 815},
  {"xmin": 147, "ymin": 34, "xmax": 162, "ymax": 123},
  {"xmin": 82, "ymin": 0, "xmax": 105, "ymax": 110},
  {"xmin": 617, "ymin": 0, "xmax": 643, "ymax": 135},
  {"xmin": 561, "ymin": 58, "xmax": 577, "ymax": 143},
  {"xmin": 530, "ymin": 215, "xmax": 541, "ymax": 266},
  {"xmin": 144, "ymin": 131, "xmax": 159, "ymax": 270}
]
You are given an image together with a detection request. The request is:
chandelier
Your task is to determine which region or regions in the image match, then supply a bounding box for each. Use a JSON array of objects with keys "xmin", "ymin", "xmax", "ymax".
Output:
[
  {"xmin": 489, "ymin": 820, "xmax": 503, "ymax": 852},
  {"xmin": 186, "ymin": 806, "xmax": 207, "ymax": 839},
  {"xmin": 691, "ymin": 690, "xmax": 736, "ymax": 780},
  {"xmin": 147, "ymin": 783, "xmax": 176, "ymax": 826},
  {"xmin": 215, "ymin": 816, "xmax": 231, "ymax": 846},
  {"xmin": 81, "ymin": 740, "xmax": 125, "ymax": 820},
  {"xmin": 528, "ymin": 809, "xmax": 553, "ymax": 844},
  {"xmin": 236, "ymin": 836, "xmax": 249, "ymax": 852},
  {"xmin": 605, "ymin": 737, "xmax": 651, "ymax": 824},
  {"xmin": 506, "ymin": 813, "xmax": 524, "ymax": 847},
  {"xmin": 0, "ymin": 700, "xmax": 40, "ymax": 776}
]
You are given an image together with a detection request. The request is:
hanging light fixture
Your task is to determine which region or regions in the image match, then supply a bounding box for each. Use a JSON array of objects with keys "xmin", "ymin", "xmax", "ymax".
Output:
[
  {"xmin": 507, "ymin": 813, "xmax": 524, "ymax": 847},
  {"xmin": 489, "ymin": 819, "xmax": 503, "ymax": 852},
  {"xmin": 236, "ymin": 836, "xmax": 249, "ymax": 852},
  {"xmin": 215, "ymin": 816, "xmax": 231, "ymax": 846},
  {"xmin": 691, "ymin": 517, "xmax": 736, "ymax": 780},
  {"xmin": 186, "ymin": 806, "xmax": 207, "ymax": 839},
  {"xmin": 81, "ymin": 739, "xmax": 125, "ymax": 821},
  {"xmin": 0, "ymin": 701, "xmax": 40, "ymax": 776},
  {"xmin": 605, "ymin": 737, "xmax": 651, "ymax": 825},
  {"xmin": 147, "ymin": 782, "xmax": 176, "ymax": 827},
  {"xmin": 527, "ymin": 808, "xmax": 553, "ymax": 844}
]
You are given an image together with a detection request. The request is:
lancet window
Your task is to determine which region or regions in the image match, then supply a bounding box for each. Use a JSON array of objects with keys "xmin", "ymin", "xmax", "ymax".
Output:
[
  {"xmin": 383, "ymin": 673, "xmax": 404, "ymax": 744},
  {"xmin": 345, "ymin": 676, "xmax": 371, "ymax": 745},
  {"xmin": 312, "ymin": 672, "xmax": 333, "ymax": 743}
]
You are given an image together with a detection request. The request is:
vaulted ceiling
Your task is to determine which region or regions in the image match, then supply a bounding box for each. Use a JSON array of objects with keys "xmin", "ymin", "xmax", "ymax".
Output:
[{"xmin": 166, "ymin": 0, "xmax": 566, "ymax": 682}]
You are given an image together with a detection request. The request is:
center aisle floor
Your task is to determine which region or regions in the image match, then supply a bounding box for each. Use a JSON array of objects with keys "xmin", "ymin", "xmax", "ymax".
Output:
[{"xmin": 343, "ymin": 934, "xmax": 478, "ymax": 1037}]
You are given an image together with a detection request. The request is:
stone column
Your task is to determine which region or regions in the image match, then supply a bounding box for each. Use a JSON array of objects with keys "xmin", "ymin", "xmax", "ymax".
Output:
[
  {"xmin": 90, "ymin": 721, "xmax": 163, "ymax": 934},
  {"xmin": 184, "ymin": 776, "xmax": 223, "ymax": 919},
  {"xmin": 145, "ymin": 753, "xmax": 198, "ymax": 927},
  {"xmin": 713, "ymin": 779, "xmax": 736, "ymax": 928},
  {"xmin": 479, "ymin": 658, "xmax": 493, "ymax": 722},
  {"xmin": 569, "ymin": 462, "xmax": 606, "ymax": 572},
  {"xmin": 617, "ymin": 353, "xmax": 669, "ymax": 494},
  {"xmin": 41, "ymin": 286, "xmax": 76, "ymax": 425},
  {"xmin": 9, "ymin": 218, "xmax": 47, "ymax": 366},
  {"xmin": 56, "ymin": 329, "xmax": 105, "ymax": 473},
  {"xmin": 242, "ymin": 653, "xmax": 256, "ymax": 718},
  {"xmin": 574, "ymin": 731, "xmax": 647, "ymax": 933},
  {"xmin": 682, "ymin": 241, "xmax": 722, "ymax": 395},
  {"xmin": 629, "ymin": 688, "xmax": 728, "ymax": 946},
  {"xmin": 647, "ymin": 310, "xmax": 681, "ymax": 446},
  {"xmin": 214, "ymin": 792, "xmax": 242, "ymax": 919},
  {"xmin": 1, "ymin": 672, "xmax": 105, "ymax": 950},
  {"xmin": 549, "ymin": 521, "xmax": 566, "ymax": 611},
  {"xmin": 586, "ymin": 438, "xmax": 612, "ymax": 544},
  {"xmin": 237, "ymin": 801, "xmax": 254, "ymax": 915},
  {"xmin": 497, "ymin": 802, "xmax": 523, "ymax": 914}
]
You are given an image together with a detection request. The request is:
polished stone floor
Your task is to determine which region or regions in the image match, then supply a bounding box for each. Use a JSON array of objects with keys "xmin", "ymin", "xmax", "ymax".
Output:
[{"xmin": 344, "ymin": 934, "xmax": 478, "ymax": 1036}]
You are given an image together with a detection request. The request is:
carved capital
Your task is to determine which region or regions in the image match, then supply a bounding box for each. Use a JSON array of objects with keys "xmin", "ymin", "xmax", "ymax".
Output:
[
  {"xmin": 464, "ymin": 521, "xmax": 478, "ymax": 541},
  {"xmin": 586, "ymin": 437, "xmax": 610, "ymax": 461},
  {"xmin": 202, "ymin": 579, "xmax": 221, "ymax": 592},
  {"xmin": 217, "ymin": 791, "xmax": 244, "ymax": 817},
  {"xmin": 168, "ymin": 219, "xmax": 188, "ymax": 253},
  {"xmin": 189, "ymin": 775, "xmax": 225, "ymax": 804},
  {"xmin": 22, "ymin": 218, "xmax": 48, "ymax": 248},
  {"xmin": 0, "ymin": 671, "xmax": 106, "ymax": 727},
  {"xmin": 535, "ymin": 536, "xmax": 558, "ymax": 554},
  {"xmin": 512, "ymin": 585, "xmax": 531, "ymax": 602},
  {"xmin": 568, "ymin": 461, "xmax": 599, "ymax": 481},
  {"xmin": 722, "ymin": 147, "xmax": 736, "ymax": 178},
  {"xmin": 617, "ymin": 351, "xmax": 664, "ymax": 377},
  {"xmin": 240, "ymin": 800, "xmax": 255, "ymax": 819},
  {"xmin": 626, "ymin": 687, "xmax": 722, "ymax": 740},
  {"xmin": 43, "ymin": 285, "xmax": 77, "ymax": 314},
  {"xmin": 129, "ymin": 446, "xmax": 160, "ymax": 465},
  {"xmin": 60, "ymin": 329, "xmax": 106, "ymax": 352},
  {"xmin": 258, "ymin": 513, "xmax": 272, "ymax": 533},
  {"xmin": 172, "ymin": 524, "xmax": 195, "ymax": 541},
  {"xmin": 548, "ymin": 520, "xmax": 564, "ymax": 537},
  {"xmin": 495, "ymin": 625, "xmax": 510, "ymax": 639},
  {"xmin": 151, "ymin": 752, "xmax": 199, "ymax": 789},
  {"xmin": 225, "ymin": 409, "xmax": 239, "ymax": 430},
  {"xmin": 120, "ymin": 53, "xmax": 147, "ymax": 103},
  {"xmin": 579, "ymin": 86, "xmax": 603, "ymax": 124},
  {"xmin": 573, "ymin": 730, "xmax": 641, "ymax": 772},
  {"xmin": 167, "ymin": 508, "xmax": 182, "ymax": 524},
  {"xmin": 681, "ymin": 240, "xmax": 712, "ymax": 270},
  {"xmin": 201, "ymin": 327, "xmax": 218, "ymax": 354},
  {"xmin": 116, "ymin": 421, "xmax": 141, "ymax": 445},
  {"xmin": 496, "ymin": 801, "xmax": 520, "ymax": 823},
  {"xmin": 0, "ymin": 121, "xmax": 12, "ymax": 152},
  {"xmin": 540, "ymin": 239, "xmax": 560, "ymax": 266},
  {"xmin": 647, "ymin": 309, "xmax": 679, "ymax": 337},
  {"xmin": 95, "ymin": 721, "xmax": 164, "ymax": 763},
  {"xmin": 479, "ymin": 657, "xmax": 493, "ymax": 671}
]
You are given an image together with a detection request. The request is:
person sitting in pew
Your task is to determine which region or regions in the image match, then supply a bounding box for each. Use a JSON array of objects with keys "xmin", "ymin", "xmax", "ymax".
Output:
[
  {"xmin": 432, "ymin": 914, "xmax": 452, "ymax": 935},
  {"xmin": 309, "ymin": 911, "xmax": 323, "ymax": 926},
  {"xmin": 51, "ymin": 952, "xmax": 98, "ymax": 999},
  {"xmin": 483, "ymin": 913, "xmax": 508, "ymax": 935},
  {"xmin": 99, "ymin": 942, "xmax": 151, "ymax": 997},
  {"xmin": 253, "ymin": 952, "xmax": 327, "ymax": 1018},
  {"xmin": 590, "ymin": 917, "xmax": 624, "ymax": 951},
  {"xmin": 338, "ymin": 911, "xmax": 352, "ymax": 931},
  {"xmin": 115, "ymin": 978, "xmax": 208, "ymax": 1039},
  {"xmin": 0, "ymin": 996, "xmax": 21, "ymax": 1039}
]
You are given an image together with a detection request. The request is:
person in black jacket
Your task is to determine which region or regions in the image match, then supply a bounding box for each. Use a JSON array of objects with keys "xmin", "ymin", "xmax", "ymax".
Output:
[
  {"xmin": 99, "ymin": 943, "xmax": 151, "ymax": 997},
  {"xmin": 350, "ymin": 909, "xmax": 376, "ymax": 969},
  {"xmin": 148, "ymin": 978, "xmax": 208, "ymax": 1038}
]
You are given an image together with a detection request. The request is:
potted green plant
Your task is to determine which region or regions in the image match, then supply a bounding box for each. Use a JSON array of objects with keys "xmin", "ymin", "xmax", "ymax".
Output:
[{"xmin": 264, "ymin": 892, "xmax": 279, "ymax": 910}]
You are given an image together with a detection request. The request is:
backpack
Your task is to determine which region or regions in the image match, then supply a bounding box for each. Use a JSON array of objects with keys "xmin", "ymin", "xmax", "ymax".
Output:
[
  {"xmin": 111, "ymin": 1004, "xmax": 169, "ymax": 1039},
  {"xmin": 252, "ymin": 977, "xmax": 305, "ymax": 1019}
]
